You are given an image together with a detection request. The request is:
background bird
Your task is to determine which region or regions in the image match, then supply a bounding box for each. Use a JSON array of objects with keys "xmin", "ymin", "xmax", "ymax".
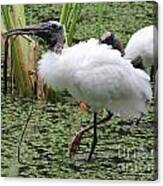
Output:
[
  {"xmin": 8, "ymin": 20, "xmax": 152, "ymax": 161},
  {"xmin": 124, "ymin": 25, "xmax": 158, "ymax": 81}
]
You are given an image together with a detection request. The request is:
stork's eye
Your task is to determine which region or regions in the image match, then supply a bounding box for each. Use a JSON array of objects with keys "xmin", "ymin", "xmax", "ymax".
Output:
[{"xmin": 51, "ymin": 24, "xmax": 57, "ymax": 29}]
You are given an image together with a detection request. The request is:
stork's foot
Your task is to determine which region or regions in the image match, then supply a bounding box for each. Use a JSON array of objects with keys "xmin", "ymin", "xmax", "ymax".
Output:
[
  {"xmin": 69, "ymin": 111, "xmax": 113, "ymax": 160},
  {"xmin": 69, "ymin": 129, "xmax": 84, "ymax": 159},
  {"xmin": 79, "ymin": 101, "xmax": 90, "ymax": 112}
]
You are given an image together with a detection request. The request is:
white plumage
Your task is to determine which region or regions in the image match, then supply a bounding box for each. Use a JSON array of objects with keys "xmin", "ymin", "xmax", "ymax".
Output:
[
  {"xmin": 11, "ymin": 20, "xmax": 153, "ymax": 160},
  {"xmin": 124, "ymin": 25, "xmax": 157, "ymax": 70},
  {"xmin": 38, "ymin": 38, "xmax": 152, "ymax": 119}
]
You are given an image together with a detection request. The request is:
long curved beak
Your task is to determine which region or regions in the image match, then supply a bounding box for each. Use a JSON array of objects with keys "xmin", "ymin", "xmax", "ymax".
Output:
[{"xmin": 4, "ymin": 24, "xmax": 49, "ymax": 37}]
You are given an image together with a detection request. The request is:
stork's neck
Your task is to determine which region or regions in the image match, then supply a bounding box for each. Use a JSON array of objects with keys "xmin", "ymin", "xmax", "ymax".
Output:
[
  {"xmin": 52, "ymin": 42, "xmax": 64, "ymax": 54},
  {"xmin": 49, "ymin": 34, "xmax": 65, "ymax": 54}
]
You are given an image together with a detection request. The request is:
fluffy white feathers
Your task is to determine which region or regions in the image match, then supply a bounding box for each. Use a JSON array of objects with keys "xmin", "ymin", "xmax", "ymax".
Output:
[
  {"xmin": 124, "ymin": 25, "xmax": 157, "ymax": 69},
  {"xmin": 38, "ymin": 38, "xmax": 152, "ymax": 119}
]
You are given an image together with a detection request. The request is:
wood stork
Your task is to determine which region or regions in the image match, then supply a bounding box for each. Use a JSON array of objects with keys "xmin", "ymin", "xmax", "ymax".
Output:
[
  {"xmin": 8, "ymin": 21, "xmax": 152, "ymax": 161},
  {"xmin": 124, "ymin": 25, "xmax": 158, "ymax": 80}
]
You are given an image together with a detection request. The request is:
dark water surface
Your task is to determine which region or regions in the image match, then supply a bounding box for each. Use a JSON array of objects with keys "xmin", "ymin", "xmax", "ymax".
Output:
[{"xmin": 1, "ymin": 94, "xmax": 157, "ymax": 180}]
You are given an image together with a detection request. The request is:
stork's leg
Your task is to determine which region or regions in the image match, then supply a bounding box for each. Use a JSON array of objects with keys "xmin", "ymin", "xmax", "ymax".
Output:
[
  {"xmin": 69, "ymin": 111, "xmax": 113, "ymax": 159},
  {"xmin": 150, "ymin": 65, "xmax": 154, "ymax": 82},
  {"xmin": 135, "ymin": 113, "xmax": 144, "ymax": 126},
  {"xmin": 126, "ymin": 113, "xmax": 144, "ymax": 129},
  {"xmin": 87, "ymin": 112, "xmax": 97, "ymax": 161}
]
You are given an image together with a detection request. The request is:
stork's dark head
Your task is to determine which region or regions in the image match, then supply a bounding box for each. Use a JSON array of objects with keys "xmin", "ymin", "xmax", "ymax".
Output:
[
  {"xmin": 6, "ymin": 20, "xmax": 64, "ymax": 52},
  {"xmin": 99, "ymin": 32, "xmax": 125, "ymax": 56},
  {"xmin": 131, "ymin": 56, "xmax": 145, "ymax": 70}
]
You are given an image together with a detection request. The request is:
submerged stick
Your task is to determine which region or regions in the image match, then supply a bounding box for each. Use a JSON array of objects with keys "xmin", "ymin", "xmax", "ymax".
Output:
[
  {"xmin": 17, "ymin": 105, "xmax": 33, "ymax": 165},
  {"xmin": 3, "ymin": 30, "xmax": 37, "ymax": 165},
  {"xmin": 3, "ymin": 35, "xmax": 9, "ymax": 94},
  {"xmin": 17, "ymin": 102, "xmax": 38, "ymax": 166}
]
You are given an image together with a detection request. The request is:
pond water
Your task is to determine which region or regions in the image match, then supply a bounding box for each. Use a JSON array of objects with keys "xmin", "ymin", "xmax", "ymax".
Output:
[{"xmin": 1, "ymin": 94, "xmax": 157, "ymax": 180}]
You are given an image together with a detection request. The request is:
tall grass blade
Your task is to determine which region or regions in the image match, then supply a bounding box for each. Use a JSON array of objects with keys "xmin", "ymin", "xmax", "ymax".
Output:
[
  {"xmin": 67, "ymin": 4, "xmax": 81, "ymax": 46},
  {"xmin": 97, "ymin": 3, "xmax": 105, "ymax": 37},
  {"xmin": 60, "ymin": 3, "xmax": 81, "ymax": 46}
]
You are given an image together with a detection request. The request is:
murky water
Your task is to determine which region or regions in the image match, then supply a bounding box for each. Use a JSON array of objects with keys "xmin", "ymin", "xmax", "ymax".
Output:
[{"xmin": 1, "ymin": 94, "xmax": 157, "ymax": 180}]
